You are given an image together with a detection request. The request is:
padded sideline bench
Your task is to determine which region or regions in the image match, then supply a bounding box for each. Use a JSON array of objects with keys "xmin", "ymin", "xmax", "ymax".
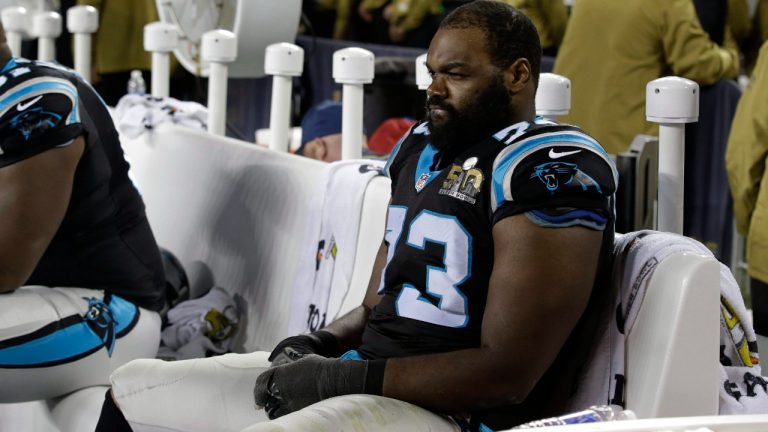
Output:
[{"xmin": 0, "ymin": 124, "xmax": 726, "ymax": 431}]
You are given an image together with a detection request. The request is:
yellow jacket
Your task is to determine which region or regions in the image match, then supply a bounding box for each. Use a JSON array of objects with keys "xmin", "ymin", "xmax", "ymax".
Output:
[
  {"xmin": 737, "ymin": 0, "xmax": 768, "ymax": 73},
  {"xmin": 503, "ymin": 0, "xmax": 568, "ymax": 51},
  {"xmin": 729, "ymin": 0, "xmax": 753, "ymax": 43},
  {"xmin": 726, "ymin": 42, "xmax": 768, "ymax": 282},
  {"xmin": 315, "ymin": 0, "xmax": 354, "ymax": 38},
  {"xmin": 77, "ymin": 0, "xmax": 158, "ymax": 74},
  {"xmin": 360, "ymin": 0, "xmax": 442, "ymax": 32},
  {"xmin": 553, "ymin": 0, "xmax": 739, "ymax": 155}
]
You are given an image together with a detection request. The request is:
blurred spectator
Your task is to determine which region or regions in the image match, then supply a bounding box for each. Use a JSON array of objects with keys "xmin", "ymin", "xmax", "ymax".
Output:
[
  {"xmin": 78, "ymin": 0, "xmax": 201, "ymax": 106},
  {"xmin": 297, "ymin": 100, "xmax": 370, "ymax": 162},
  {"xmin": 357, "ymin": 0, "xmax": 443, "ymax": 47},
  {"xmin": 554, "ymin": 0, "xmax": 739, "ymax": 155},
  {"xmin": 726, "ymin": 41, "xmax": 768, "ymax": 344},
  {"xmin": 696, "ymin": 0, "xmax": 768, "ymax": 74},
  {"xmin": 77, "ymin": 0, "xmax": 157, "ymax": 106},
  {"xmin": 301, "ymin": 0, "xmax": 355, "ymax": 39},
  {"xmin": 731, "ymin": 0, "xmax": 768, "ymax": 73},
  {"xmin": 502, "ymin": 0, "xmax": 568, "ymax": 56},
  {"xmin": 367, "ymin": 116, "xmax": 416, "ymax": 154},
  {"xmin": 693, "ymin": 0, "xmax": 728, "ymax": 45},
  {"xmin": 728, "ymin": 0, "xmax": 752, "ymax": 47}
]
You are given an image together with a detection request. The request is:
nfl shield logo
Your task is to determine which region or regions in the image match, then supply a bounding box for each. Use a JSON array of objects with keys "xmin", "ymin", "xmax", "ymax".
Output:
[{"xmin": 415, "ymin": 172, "xmax": 431, "ymax": 192}]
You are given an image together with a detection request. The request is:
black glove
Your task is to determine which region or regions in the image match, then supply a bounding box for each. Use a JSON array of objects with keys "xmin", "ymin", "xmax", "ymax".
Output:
[
  {"xmin": 253, "ymin": 354, "xmax": 385, "ymax": 419},
  {"xmin": 267, "ymin": 330, "xmax": 341, "ymax": 367}
]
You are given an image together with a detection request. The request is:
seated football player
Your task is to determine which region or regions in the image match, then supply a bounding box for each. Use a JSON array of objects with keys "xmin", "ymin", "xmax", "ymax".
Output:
[
  {"xmin": 95, "ymin": 2, "xmax": 617, "ymax": 431},
  {"xmin": 0, "ymin": 20, "xmax": 166, "ymax": 402}
]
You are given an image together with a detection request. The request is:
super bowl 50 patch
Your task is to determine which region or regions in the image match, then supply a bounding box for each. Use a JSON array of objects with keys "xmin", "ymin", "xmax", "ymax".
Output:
[{"xmin": 439, "ymin": 161, "xmax": 483, "ymax": 204}]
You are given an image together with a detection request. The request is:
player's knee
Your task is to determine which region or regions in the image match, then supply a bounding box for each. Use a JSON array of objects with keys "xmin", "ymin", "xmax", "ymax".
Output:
[{"xmin": 110, "ymin": 358, "xmax": 188, "ymax": 399}]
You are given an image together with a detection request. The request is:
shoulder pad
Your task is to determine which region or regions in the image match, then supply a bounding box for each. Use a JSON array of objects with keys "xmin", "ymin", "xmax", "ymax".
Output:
[{"xmin": 491, "ymin": 127, "xmax": 617, "ymax": 213}]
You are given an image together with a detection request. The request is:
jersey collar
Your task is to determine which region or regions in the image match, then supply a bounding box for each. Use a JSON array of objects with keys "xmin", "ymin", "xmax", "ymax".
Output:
[
  {"xmin": 414, "ymin": 143, "xmax": 441, "ymax": 193},
  {"xmin": 0, "ymin": 57, "xmax": 17, "ymax": 74}
]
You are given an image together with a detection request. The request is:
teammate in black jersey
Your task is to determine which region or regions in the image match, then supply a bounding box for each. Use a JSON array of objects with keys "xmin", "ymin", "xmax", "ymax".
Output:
[
  {"xmin": 98, "ymin": 2, "xmax": 616, "ymax": 431},
  {"xmin": 0, "ymin": 20, "xmax": 165, "ymax": 403}
]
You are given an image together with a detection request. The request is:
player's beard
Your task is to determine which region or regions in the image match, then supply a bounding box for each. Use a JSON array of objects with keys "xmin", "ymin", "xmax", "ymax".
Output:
[{"xmin": 425, "ymin": 75, "xmax": 513, "ymax": 157}]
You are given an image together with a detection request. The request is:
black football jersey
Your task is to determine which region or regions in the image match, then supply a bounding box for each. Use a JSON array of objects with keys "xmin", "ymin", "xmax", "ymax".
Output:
[
  {"xmin": 356, "ymin": 118, "xmax": 618, "ymax": 428},
  {"xmin": 358, "ymin": 118, "xmax": 618, "ymax": 359},
  {"xmin": 0, "ymin": 58, "xmax": 165, "ymax": 310}
]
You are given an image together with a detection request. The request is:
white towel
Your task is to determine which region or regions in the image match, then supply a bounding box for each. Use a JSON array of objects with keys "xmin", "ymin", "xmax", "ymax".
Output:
[
  {"xmin": 158, "ymin": 286, "xmax": 239, "ymax": 360},
  {"xmin": 287, "ymin": 161, "xmax": 385, "ymax": 336},
  {"xmin": 114, "ymin": 94, "xmax": 208, "ymax": 139},
  {"xmin": 569, "ymin": 231, "xmax": 768, "ymax": 414}
]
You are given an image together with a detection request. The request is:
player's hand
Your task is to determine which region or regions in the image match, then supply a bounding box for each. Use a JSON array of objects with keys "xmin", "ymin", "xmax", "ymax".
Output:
[
  {"xmin": 253, "ymin": 355, "xmax": 367, "ymax": 419},
  {"xmin": 267, "ymin": 330, "xmax": 340, "ymax": 367}
]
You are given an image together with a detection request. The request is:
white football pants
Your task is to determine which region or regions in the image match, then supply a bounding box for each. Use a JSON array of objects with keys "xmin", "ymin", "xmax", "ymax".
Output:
[
  {"xmin": 0, "ymin": 285, "xmax": 161, "ymax": 402},
  {"xmin": 110, "ymin": 352, "xmax": 461, "ymax": 432}
]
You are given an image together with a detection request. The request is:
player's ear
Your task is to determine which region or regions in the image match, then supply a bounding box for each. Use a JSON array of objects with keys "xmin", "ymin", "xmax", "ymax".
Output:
[
  {"xmin": 315, "ymin": 137, "xmax": 328, "ymax": 161},
  {"xmin": 504, "ymin": 58, "xmax": 532, "ymax": 94}
]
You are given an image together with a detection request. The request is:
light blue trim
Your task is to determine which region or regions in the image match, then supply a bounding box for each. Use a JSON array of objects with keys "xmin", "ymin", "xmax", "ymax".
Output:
[
  {"xmin": 0, "ymin": 295, "xmax": 138, "ymax": 367},
  {"xmin": 526, "ymin": 210, "xmax": 608, "ymax": 231},
  {"xmin": 492, "ymin": 133, "xmax": 608, "ymax": 209},
  {"xmin": 0, "ymin": 80, "xmax": 79, "ymax": 123},
  {"xmin": 384, "ymin": 133, "xmax": 408, "ymax": 178},
  {"xmin": 413, "ymin": 143, "xmax": 441, "ymax": 191},
  {"xmin": 478, "ymin": 423, "xmax": 495, "ymax": 432},
  {"xmin": 530, "ymin": 208, "xmax": 607, "ymax": 224},
  {"xmin": 340, "ymin": 350, "xmax": 365, "ymax": 361},
  {"xmin": 400, "ymin": 209, "xmax": 472, "ymax": 328},
  {"xmin": 378, "ymin": 205, "xmax": 409, "ymax": 293},
  {"xmin": 0, "ymin": 57, "xmax": 17, "ymax": 74}
]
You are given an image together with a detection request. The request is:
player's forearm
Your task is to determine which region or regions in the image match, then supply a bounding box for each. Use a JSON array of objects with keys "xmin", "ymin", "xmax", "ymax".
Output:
[
  {"xmin": 321, "ymin": 304, "xmax": 371, "ymax": 353},
  {"xmin": 382, "ymin": 347, "xmax": 536, "ymax": 414}
]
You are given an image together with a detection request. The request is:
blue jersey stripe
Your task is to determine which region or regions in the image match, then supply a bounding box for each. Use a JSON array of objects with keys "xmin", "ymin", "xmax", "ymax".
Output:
[
  {"xmin": 340, "ymin": 349, "xmax": 366, "ymax": 360},
  {"xmin": 384, "ymin": 132, "xmax": 407, "ymax": 178},
  {"xmin": 413, "ymin": 143, "xmax": 441, "ymax": 190},
  {"xmin": 0, "ymin": 57, "xmax": 17, "ymax": 74},
  {"xmin": 0, "ymin": 295, "xmax": 138, "ymax": 367},
  {"xmin": 529, "ymin": 209, "xmax": 608, "ymax": 224}
]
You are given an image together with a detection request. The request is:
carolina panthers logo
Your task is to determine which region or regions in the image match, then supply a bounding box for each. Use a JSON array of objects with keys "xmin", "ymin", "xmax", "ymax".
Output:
[
  {"xmin": 83, "ymin": 297, "xmax": 118, "ymax": 357},
  {"xmin": 10, "ymin": 107, "xmax": 61, "ymax": 140},
  {"xmin": 531, "ymin": 161, "xmax": 602, "ymax": 193}
]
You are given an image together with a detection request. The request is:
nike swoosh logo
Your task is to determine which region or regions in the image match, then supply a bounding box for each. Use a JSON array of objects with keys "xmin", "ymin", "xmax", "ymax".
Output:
[
  {"xmin": 17, "ymin": 95, "xmax": 43, "ymax": 111},
  {"xmin": 549, "ymin": 149, "xmax": 581, "ymax": 159}
]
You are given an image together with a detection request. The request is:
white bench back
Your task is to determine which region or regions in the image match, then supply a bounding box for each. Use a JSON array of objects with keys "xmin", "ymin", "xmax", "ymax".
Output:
[
  {"xmin": 626, "ymin": 251, "xmax": 720, "ymax": 417},
  {"xmin": 122, "ymin": 124, "xmax": 389, "ymax": 351}
]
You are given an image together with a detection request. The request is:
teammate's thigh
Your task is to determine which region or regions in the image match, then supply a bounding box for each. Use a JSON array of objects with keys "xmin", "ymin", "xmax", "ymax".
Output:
[
  {"xmin": 111, "ymin": 351, "xmax": 271, "ymax": 432},
  {"xmin": 0, "ymin": 286, "xmax": 161, "ymax": 402}
]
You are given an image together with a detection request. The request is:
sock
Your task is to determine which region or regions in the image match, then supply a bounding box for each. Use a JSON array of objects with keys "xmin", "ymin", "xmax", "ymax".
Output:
[{"xmin": 94, "ymin": 389, "xmax": 133, "ymax": 432}]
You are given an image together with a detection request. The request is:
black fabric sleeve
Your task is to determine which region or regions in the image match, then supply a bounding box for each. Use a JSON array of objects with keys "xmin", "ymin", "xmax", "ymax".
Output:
[
  {"xmin": 491, "ymin": 130, "xmax": 618, "ymax": 228},
  {"xmin": 0, "ymin": 83, "xmax": 84, "ymax": 168}
]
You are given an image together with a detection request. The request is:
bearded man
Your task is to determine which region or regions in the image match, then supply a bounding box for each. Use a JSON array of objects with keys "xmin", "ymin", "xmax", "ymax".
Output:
[{"xmin": 97, "ymin": 2, "xmax": 618, "ymax": 431}]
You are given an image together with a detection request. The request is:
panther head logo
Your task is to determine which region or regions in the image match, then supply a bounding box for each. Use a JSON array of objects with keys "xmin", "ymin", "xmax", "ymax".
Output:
[
  {"xmin": 10, "ymin": 107, "xmax": 62, "ymax": 140},
  {"xmin": 531, "ymin": 161, "xmax": 602, "ymax": 193},
  {"xmin": 83, "ymin": 297, "xmax": 117, "ymax": 356}
]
